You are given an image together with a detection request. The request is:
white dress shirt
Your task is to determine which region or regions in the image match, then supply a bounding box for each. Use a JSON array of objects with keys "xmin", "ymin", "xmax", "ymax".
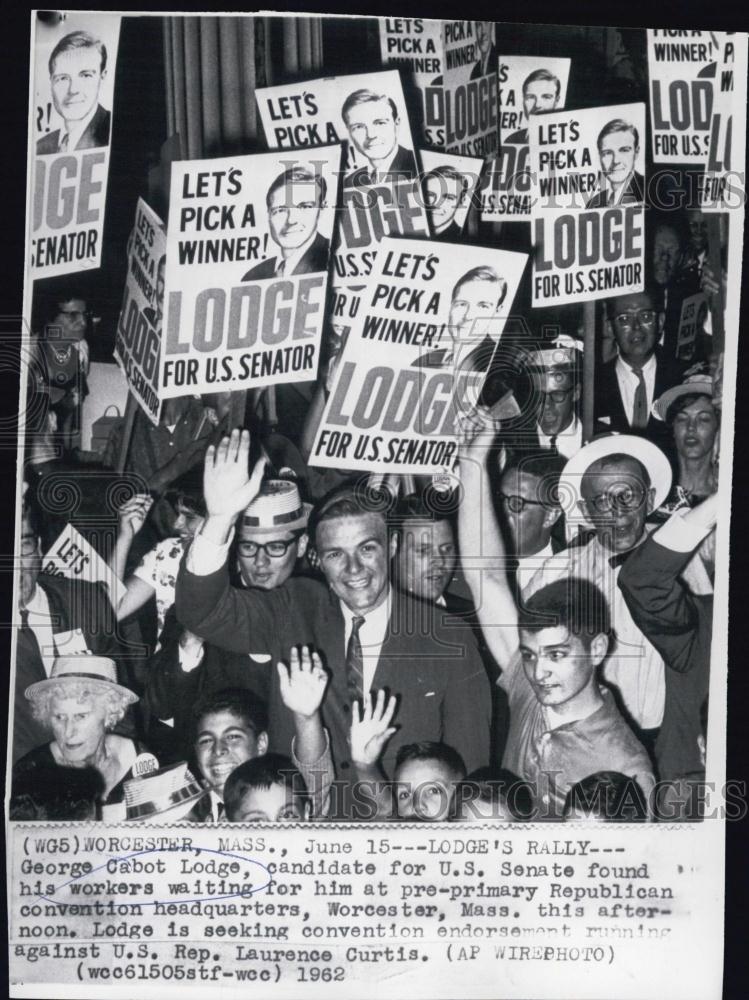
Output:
[
  {"xmin": 536, "ymin": 416, "xmax": 583, "ymax": 460},
  {"xmin": 339, "ymin": 588, "xmax": 391, "ymax": 695},
  {"xmin": 276, "ymin": 230, "xmax": 317, "ymax": 277},
  {"xmin": 58, "ymin": 104, "xmax": 98, "ymax": 152},
  {"xmin": 615, "ymin": 353, "xmax": 657, "ymax": 426}
]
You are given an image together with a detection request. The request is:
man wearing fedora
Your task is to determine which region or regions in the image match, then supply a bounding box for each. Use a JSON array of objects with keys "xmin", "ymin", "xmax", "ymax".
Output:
[
  {"xmin": 144, "ymin": 480, "xmax": 311, "ymax": 755},
  {"xmin": 176, "ymin": 431, "xmax": 491, "ymax": 818},
  {"xmin": 524, "ymin": 435, "xmax": 674, "ymax": 760}
]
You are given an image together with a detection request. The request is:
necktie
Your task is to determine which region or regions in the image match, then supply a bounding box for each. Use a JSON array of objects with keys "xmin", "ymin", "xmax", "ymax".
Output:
[
  {"xmin": 346, "ymin": 616, "xmax": 366, "ymax": 704},
  {"xmin": 59, "ymin": 132, "xmax": 69, "ymax": 152},
  {"xmin": 631, "ymin": 368, "xmax": 648, "ymax": 430},
  {"xmin": 216, "ymin": 801, "xmax": 225, "ymax": 822},
  {"xmin": 276, "ymin": 259, "xmax": 285, "ymax": 277},
  {"xmin": 549, "ymin": 434, "xmax": 559, "ymax": 454}
]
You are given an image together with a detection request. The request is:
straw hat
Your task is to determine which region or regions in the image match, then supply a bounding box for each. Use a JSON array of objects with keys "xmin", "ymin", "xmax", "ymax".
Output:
[
  {"xmin": 25, "ymin": 656, "xmax": 138, "ymax": 705},
  {"xmin": 240, "ymin": 480, "xmax": 311, "ymax": 535},
  {"xmin": 652, "ymin": 368, "xmax": 714, "ymax": 422}
]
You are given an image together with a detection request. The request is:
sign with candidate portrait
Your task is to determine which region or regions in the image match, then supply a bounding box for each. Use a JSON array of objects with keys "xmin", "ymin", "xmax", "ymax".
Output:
[
  {"xmin": 647, "ymin": 29, "xmax": 718, "ymax": 165},
  {"xmin": 482, "ymin": 56, "xmax": 571, "ymax": 222},
  {"xmin": 114, "ymin": 198, "xmax": 166, "ymax": 425},
  {"xmin": 31, "ymin": 12, "xmax": 121, "ymax": 278},
  {"xmin": 419, "ymin": 149, "xmax": 481, "ymax": 239},
  {"xmin": 441, "ymin": 20, "xmax": 499, "ymax": 158},
  {"xmin": 159, "ymin": 146, "xmax": 340, "ymax": 399},
  {"xmin": 310, "ymin": 235, "xmax": 527, "ymax": 475},
  {"xmin": 528, "ymin": 102, "xmax": 646, "ymax": 307},
  {"xmin": 256, "ymin": 69, "xmax": 429, "ymax": 290}
]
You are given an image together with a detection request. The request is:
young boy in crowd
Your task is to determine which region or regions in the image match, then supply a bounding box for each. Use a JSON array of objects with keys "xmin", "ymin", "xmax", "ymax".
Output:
[
  {"xmin": 223, "ymin": 754, "xmax": 311, "ymax": 822},
  {"xmin": 563, "ymin": 771, "xmax": 648, "ymax": 822},
  {"xmin": 451, "ymin": 767, "xmax": 534, "ymax": 823},
  {"xmin": 393, "ymin": 742, "xmax": 466, "ymax": 822}
]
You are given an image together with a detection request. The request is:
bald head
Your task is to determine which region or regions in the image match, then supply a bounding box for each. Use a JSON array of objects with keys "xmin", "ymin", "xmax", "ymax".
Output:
[{"xmin": 580, "ymin": 453, "xmax": 653, "ymax": 553}]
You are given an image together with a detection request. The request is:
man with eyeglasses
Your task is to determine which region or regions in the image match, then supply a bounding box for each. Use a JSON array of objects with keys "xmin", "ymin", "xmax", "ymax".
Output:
[
  {"xmin": 144, "ymin": 480, "xmax": 310, "ymax": 757},
  {"xmin": 524, "ymin": 435, "xmax": 673, "ymax": 760},
  {"xmin": 595, "ymin": 287, "xmax": 684, "ymax": 450},
  {"xmin": 528, "ymin": 339, "xmax": 582, "ymax": 459}
]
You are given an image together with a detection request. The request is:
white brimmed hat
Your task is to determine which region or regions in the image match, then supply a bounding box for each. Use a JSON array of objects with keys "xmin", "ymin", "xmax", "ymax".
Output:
[
  {"xmin": 560, "ymin": 434, "xmax": 672, "ymax": 528},
  {"xmin": 25, "ymin": 656, "xmax": 138, "ymax": 705},
  {"xmin": 124, "ymin": 762, "xmax": 208, "ymax": 822},
  {"xmin": 240, "ymin": 480, "xmax": 311, "ymax": 536},
  {"xmin": 529, "ymin": 335, "xmax": 581, "ymax": 392},
  {"xmin": 652, "ymin": 369, "xmax": 714, "ymax": 422}
]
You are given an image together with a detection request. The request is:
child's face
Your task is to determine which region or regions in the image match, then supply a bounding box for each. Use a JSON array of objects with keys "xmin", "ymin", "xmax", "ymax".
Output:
[
  {"xmin": 395, "ymin": 760, "xmax": 459, "ymax": 821},
  {"xmin": 230, "ymin": 783, "xmax": 307, "ymax": 822}
]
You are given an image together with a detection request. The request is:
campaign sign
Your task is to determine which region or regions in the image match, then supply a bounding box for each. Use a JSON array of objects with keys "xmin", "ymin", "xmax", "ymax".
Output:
[
  {"xmin": 529, "ymin": 102, "xmax": 646, "ymax": 306},
  {"xmin": 311, "ymin": 235, "xmax": 527, "ymax": 475},
  {"xmin": 159, "ymin": 147, "xmax": 340, "ymax": 398}
]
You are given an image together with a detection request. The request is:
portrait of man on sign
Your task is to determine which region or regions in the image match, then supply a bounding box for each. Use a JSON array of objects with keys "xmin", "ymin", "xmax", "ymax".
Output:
[{"xmin": 37, "ymin": 30, "xmax": 111, "ymax": 155}]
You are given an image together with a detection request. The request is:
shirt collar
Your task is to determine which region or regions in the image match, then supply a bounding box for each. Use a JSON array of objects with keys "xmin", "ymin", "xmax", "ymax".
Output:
[
  {"xmin": 339, "ymin": 585, "xmax": 391, "ymax": 634},
  {"xmin": 60, "ymin": 104, "xmax": 98, "ymax": 151},
  {"xmin": 536, "ymin": 415, "xmax": 579, "ymax": 445},
  {"xmin": 24, "ymin": 582, "xmax": 51, "ymax": 617},
  {"xmin": 278, "ymin": 230, "xmax": 316, "ymax": 276},
  {"xmin": 616, "ymin": 352, "xmax": 657, "ymax": 379}
]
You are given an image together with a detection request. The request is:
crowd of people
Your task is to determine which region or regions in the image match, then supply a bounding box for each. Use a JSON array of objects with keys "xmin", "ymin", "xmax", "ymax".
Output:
[{"xmin": 15, "ymin": 178, "xmax": 724, "ymax": 825}]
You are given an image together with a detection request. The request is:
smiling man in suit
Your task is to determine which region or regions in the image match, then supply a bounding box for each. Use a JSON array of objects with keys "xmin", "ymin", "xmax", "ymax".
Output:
[
  {"xmin": 37, "ymin": 30, "xmax": 111, "ymax": 155},
  {"xmin": 243, "ymin": 167, "xmax": 329, "ymax": 281},
  {"xmin": 176, "ymin": 432, "xmax": 491, "ymax": 818}
]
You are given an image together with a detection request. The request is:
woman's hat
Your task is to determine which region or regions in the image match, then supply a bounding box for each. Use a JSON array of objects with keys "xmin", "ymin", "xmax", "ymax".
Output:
[
  {"xmin": 25, "ymin": 655, "xmax": 139, "ymax": 705},
  {"xmin": 240, "ymin": 479, "xmax": 311, "ymax": 535},
  {"xmin": 123, "ymin": 761, "xmax": 209, "ymax": 822},
  {"xmin": 652, "ymin": 367, "xmax": 714, "ymax": 421},
  {"xmin": 559, "ymin": 434, "xmax": 672, "ymax": 529}
]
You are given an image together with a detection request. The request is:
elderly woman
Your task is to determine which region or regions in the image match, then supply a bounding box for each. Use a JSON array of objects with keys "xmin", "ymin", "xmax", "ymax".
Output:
[{"xmin": 12, "ymin": 656, "xmax": 152, "ymax": 820}]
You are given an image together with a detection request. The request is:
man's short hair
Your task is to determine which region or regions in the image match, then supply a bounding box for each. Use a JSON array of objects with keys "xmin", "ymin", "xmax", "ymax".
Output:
[
  {"xmin": 11, "ymin": 763, "xmax": 104, "ymax": 821},
  {"xmin": 452, "ymin": 766, "xmax": 534, "ymax": 820},
  {"xmin": 584, "ymin": 452, "xmax": 651, "ymax": 493},
  {"xmin": 522, "ymin": 68, "xmax": 561, "ymax": 99},
  {"xmin": 452, "ymin": 265, "xmax": 507, "ymax": 308},
  {"xmin": 501, "ymin": 451, "xmax": 567, "ymax": 510},
  {"xmin": 563, "ymin": 770, "xmax": 647, "ymax": 821},
  {"xmin": 223, "ymin": 753, "xmax": 309, "ymax": 820},
  {"xmin": 192, "ymin": 687, "xmax": 268, "ymax": 737},
  {"xmin": 394, "ymin": 741, "xmax": 467, "ymax": 779},
  {"xmin": 266, "ymin": 166, "xmax": 326, "ymax": 209},
  {"xmin": 597, "ymin": 118, "xmax": 639, "ymax": 152},
  {"xmin": 308, "ymin": 479, "xmax": 389, "ymax": 546},
  {"xmin": 665, "ymin": 391, "xmax": 718, "ymax": 427},
  {"xmin": 422, "ymin": 164, "xmax": 469, "ymax": 193},
  {"xmin": 518, "ymin": 577, "xmax": 611, "ymax": 646},
  {"xmin": 49, "ymin": 30, "xmax": 107, "ymax": 76},
  {"xmin": 342, "ymin": 89, "xmax": 399, "ymax": 125}
]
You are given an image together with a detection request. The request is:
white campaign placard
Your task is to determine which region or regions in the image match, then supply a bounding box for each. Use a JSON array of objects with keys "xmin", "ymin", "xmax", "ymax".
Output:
[
  {"xmin": 159, "ymin": 147, "xmax": 340, "ymax": 398},
  {"xmin": 30, "ymin": 13, "xmax": 121, "ymax": 277}
]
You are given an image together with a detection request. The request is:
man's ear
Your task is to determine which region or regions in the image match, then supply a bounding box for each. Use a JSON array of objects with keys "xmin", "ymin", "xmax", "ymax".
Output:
[
  {"xmin": 543, "ymin": 507, "xmax": 563, "ymax": 529},
  {"xmin": 657, "ymin": 310, "xmax": 665, "ymax": 337},
  {"xmin": 389, "ymin": 530, "xmax": 399, "ymax": 560},
  {"xmin": 297, "ymin": 532, "xmax": 309, "ymax": 559},
  {"xmin": 572, "ymin": 382, "xmax": 582, "ymax": 403},
  {"xmin": 302, "ymin": 799, "xmax": 312, "ymax": 822},
  {"xmin": 646, "ymin": 486, "xmax": 656, "ymax": 515},
  {"xmin": 589, "ymin": 633, "xmax": 609, "ymax": 666},
  {"xmin": 257, "ymin": 731, "xmax": 269, "ymax": 756}
]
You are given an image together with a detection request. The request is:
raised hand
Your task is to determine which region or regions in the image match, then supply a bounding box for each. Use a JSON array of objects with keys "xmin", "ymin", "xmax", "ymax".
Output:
[
  {"xmin": 117, "ymin": 493, "xmax": 153, "ymax": 541},
  {"xmin": 349, "ymin": 690, "xmax": 398, "ymax": 768},
  {"xmin": 277, "ymin": 646, "xmax": 329, "ymax": 719},
  {"xmin": 203, "ymin": 429, "xmax": 266, "ymax": 521},
  {"xmin": 457, "ymin": 405, "xmax": 500, "ymax": 467}
]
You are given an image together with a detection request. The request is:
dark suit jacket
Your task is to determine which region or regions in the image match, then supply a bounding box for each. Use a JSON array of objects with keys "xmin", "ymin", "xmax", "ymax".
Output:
[
  {"xmin": 36, "ymin": 104, "xmax": 111, "ymax": 154},
  {"xmin": 413, "ymin": 334, "xmax": 496, "ymax": 373},
  {"xmin": 593, "ymin": 351, "xmax": 684, "ymax": 451},
  {"xmin": 434, "ymin": 220, "xmax": 463, "ymax": 242},
  {"xmin": 14, "ymin": 573, "xmax": 133, "ymax": 763},
  {"xmin": 344, "ymin": 145, "xmax": 417, "ymax": 188},
  {"xmin": 504, "ymin": 128, "xmax": 528, "ymax": 145},
  {"xmin": 585, "ymin": 171, "xmax": 645, "ymax": 209},
  {"xmin": 176, "ymin": 567, "xmax": 491, "ymax": 818},
  {"xmin": 470, "ymin": 45, "xmax": 498, "ymax": 80},
  {"xmin": 242, "ymin": 232, "xmax": 330, "ymax": 281},
  {"xmin": 619, "ymin": 534, "xmax": 711, "ymax": 787}
]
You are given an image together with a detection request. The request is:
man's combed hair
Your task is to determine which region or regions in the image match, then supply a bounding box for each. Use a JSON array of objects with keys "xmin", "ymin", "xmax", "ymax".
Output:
[
  {"xmin": 308, "ymin": 479, "xmax": 389, "ymax": 544},
  {"xmin": 502, "ymin": 451, "xmax": 567, "ymax": 510},
  {"xmin": 518, "ymin": 577, "xmax": 611, "ymax": 644},
  {"xmin": 49, "ymin": 30, "xmax": 107, "ymax": 76},
  {"xmin": 266, "ymin": 166, "xmax": 327, "ymax": 208},
  {"xmin": 422, "ymin": 165, "xmax": 469, "ymax": 192},
  {"xmin": 597, "ymin": 118, "xmax": 640, "ymax": 151},
  {"xmin": 395, "ymin": 741, "xmax": 467, "ymax": 779},
  {"xmin": 522, "ymin": 68, "xmax": 561, "ymax": 98},
  {"xmin": 192, "ymin": 687, "xmax": 268, "ymax": 737},
  {"xmin": 342, "ymin": 89, "xmax": 399, "ymax": 124},
  {"xmin": 452, "ymin": 266, "xmax": 507, "ymax": 308},
  {"xmin": 563, "ymin": 770, "xmax": 648, "ymax": 821},
  {"xmin": 223, "ymin": 752, "xmax": 309, "ymax": 819}
]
